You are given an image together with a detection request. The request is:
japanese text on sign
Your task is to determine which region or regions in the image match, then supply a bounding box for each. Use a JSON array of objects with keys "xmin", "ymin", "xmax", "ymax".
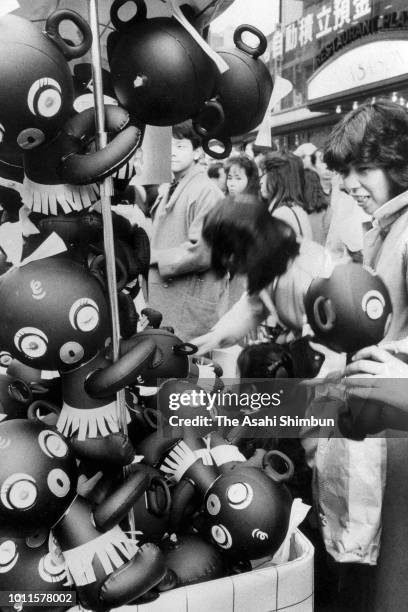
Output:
[{"xmin": 272, "ymin": 0, "xmax": 371, "ymax": 57}]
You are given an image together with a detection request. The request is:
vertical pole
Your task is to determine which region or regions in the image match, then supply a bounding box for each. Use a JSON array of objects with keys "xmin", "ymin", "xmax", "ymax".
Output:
[
  {"xmin": 88, "ymin": 0, "xmax": 136, "ymax": 538},
  {"xmin": 88, "ymin": 0, "xmax": 127, "ymax": 436}
]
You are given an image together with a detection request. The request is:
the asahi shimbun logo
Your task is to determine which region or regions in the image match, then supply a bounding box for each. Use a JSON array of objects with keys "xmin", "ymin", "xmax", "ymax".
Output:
[{"xmin": 30, "ymin": 280, "xmax": 46, "ymax": 300}]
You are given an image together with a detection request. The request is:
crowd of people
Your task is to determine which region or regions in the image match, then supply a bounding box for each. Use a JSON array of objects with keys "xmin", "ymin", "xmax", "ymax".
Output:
[
  {"xmin": 107, "ymin": 98, "xmax": 408, "ymax": 612},
  {"xmin": 138, "ymin": 116, "xmax": 370, "ymax": 342}
]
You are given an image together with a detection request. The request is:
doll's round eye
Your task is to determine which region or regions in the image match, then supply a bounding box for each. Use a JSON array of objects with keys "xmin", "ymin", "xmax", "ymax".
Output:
[
  {"xmin": 38, "ymin": 431, "xmax": 68, "ymax": 459},
  {"xmin": 14, "ymin": 328, "xmax": 48, "ymax": 359},
  {"xmin": 38, "ymin": 553, "xmax": 66, "ymax": 583},
  {"xmin": 211, "ymin": 524, "xmax": 232, "ymax": 549},
  {"xmin": 361, "ymin": 290, "xmax": 385, "ymax": 320},
  {"xmin": 1, "ymin": 473, "xmax": 37, "ymax": 509},
  {"xmin": 206, "ymin": 493, "xmax": 221, "ymax": 516},
  {"xmin": 42, "ymin": 553, "xmax": 63, "ymax": 575},
  {"xmin": 0, "ymin": 540, "xmax": 18, "ymax": 573},
  {"xmin": 28, "ymin": 78, "xmax": 62, "ymax": 118},
  {"xmin": 227, "ymin": 482, "xmax": 253, "ymax": 509},
  {"xmin": 47, "ymin": 469, "xmax": 71, "ymax": 498},
  {"xmin": 69, "ymin": 298, "xmax": 100, "ymax": 332}
]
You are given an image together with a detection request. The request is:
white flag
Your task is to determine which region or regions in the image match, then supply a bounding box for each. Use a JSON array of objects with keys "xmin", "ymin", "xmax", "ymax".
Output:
[
  {"xmin": 255, "ymin": 76, "xmax": 294, "ymax": 147},
  {"xmin": 168, "ymin": 0, "xmax": 229, "ymax": 73}
]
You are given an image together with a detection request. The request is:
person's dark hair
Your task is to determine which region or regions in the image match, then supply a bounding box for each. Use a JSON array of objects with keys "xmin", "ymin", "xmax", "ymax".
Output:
[
  {"xmin": 303, "ymin": 168, "xmax": 329, "ymax": 213},
  {"xmin": 310, "ymin": 151, "xmax": 317, "ymax": 167},
  {"xmin": 225, "ymin": 154, "xmax": 260, "ymax": 195},
  {"xmin": 207, "ymin": 161, "xmax": 225, "ymax": 179},
  {"xmin": 202, "ymin": 194, "xmax": 300, "ymax": 294},
  {"xmin": 261, "ymin": 151, "xmax": 306, "ymax": 209},
  {"xmin": 323, "ymin": 98, "xmax": 408, "ymax": 196},
  {"xmin": 172, "ymin": 120, "xmax": 202, "ymax": 150},
  {"xmin": 238, "ymin": 343, "xmax": 291, "ymax": 378}
]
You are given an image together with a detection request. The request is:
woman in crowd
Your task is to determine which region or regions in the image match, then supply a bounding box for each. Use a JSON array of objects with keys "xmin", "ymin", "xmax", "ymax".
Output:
[
  {"xmin": 302, "ymin": 161, "xmax": 332, "ymax": 245},
  {"xmin": 223, "ymin": 155, "xmax": 260, "ymax": 307},
  {"xmin": 323, "ymin": 97, "xmax": 408, "ymax": 611},
  {"xmin": 260, "ymin": 151, "xmax": 313, "ymax": 239},
  {"xmin": 190, "ymin": 194, "xmax": 333, "ymax": 354},
  {"xmin": 224, "ymin": 154, "xmax": 260, "ymax": 197}
]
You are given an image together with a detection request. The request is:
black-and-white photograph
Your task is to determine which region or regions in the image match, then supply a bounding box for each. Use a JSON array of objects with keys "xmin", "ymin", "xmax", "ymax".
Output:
[{"xmin": 0, "ymin": 1, "xmax": 407, "ymax": 611}]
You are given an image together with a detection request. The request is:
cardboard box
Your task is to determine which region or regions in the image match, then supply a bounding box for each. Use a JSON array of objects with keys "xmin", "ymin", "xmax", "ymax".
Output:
[{"xmin": 115, "ymin": 530, "xmax": 314, "ymax": 612}]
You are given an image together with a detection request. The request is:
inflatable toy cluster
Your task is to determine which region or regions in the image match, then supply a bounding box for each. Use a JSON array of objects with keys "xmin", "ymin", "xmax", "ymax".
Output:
[
  {"xmin": 0, "ymin": 255, "xmax": 294, "ymax": 610},
  {"xmin": 0, "ymin": 250, "xmax": 296, "ymax": 610},
  {"xmin": 0, "ymin": 6, "xmax": 297, "ymax": 610},
  {"xmin": 0, "ymin": 2, "xmax": 394, "ymax": 608}
]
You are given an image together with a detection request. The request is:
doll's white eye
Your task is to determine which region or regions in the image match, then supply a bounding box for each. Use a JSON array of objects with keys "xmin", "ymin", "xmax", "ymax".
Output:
[
  {"xmin": 38, "ymin": 431, "xmax": 68, "ymax": 459},
  {"xmin": 1, "ymin": 473, "xmax": 37, "ymax": 509},
  {"xmin": 0, "ymin": 540, "xmax": 18, "ymax": 573},
  {"xmin": 28, "ymin": 78, "xmax": 62, "ymax": 118},
  {"xmin": 227, "ymin": 482, "xmax": 253, "ymax": 510},
  {"xmin": 206, "ymin": 493, "xmax": 221, "ymax": 516},
  {"xmin": 211, "ymin": 524, "xmax": 232, "ymax": 549},
  {"xmin": 47, "ymin": 469, "xmax": 71, "ymax": 498},
  {"xmin": 69, "ymin": 298, "xmax": 100, "ymax": 332},
  {"xmin": 361, "ymin": 290, "xmax": 385, "ymax": 320},
  {"xmin": 14, "ymin": 327, "xmax": 48, "ymax": 359},
  {"xmin": 38, "ymin": 553, "xmax": 66, "ymax": 583}
]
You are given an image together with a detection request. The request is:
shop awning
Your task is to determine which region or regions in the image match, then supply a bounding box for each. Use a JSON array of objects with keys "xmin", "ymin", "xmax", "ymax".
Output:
[{"xmin": 269, "ymin": 105, "xmax": 329, "ymax": 135}]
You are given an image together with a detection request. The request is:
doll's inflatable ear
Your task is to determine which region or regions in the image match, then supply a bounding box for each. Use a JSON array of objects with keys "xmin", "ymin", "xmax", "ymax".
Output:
[
  {"xmin": 110, "ymin": 0, "xmax": 147, "ymax": 32},
  {"xmin": 262, "ymin": 450, "xmax": 294, "ymax": 483},
  {"xmin": 45, "ymin": 10, "xmax": 93, "ymax": 60},
  {"xmin": 147, "ymin": 476, "xmax": 172, "ymax": 517}
]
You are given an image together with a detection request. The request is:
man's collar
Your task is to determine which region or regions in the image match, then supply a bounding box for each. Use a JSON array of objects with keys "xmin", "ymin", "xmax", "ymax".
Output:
[
  {"xmin": 162, "ymin": 164, "xmax": 205, "ymax": 211},
  {"xmin": 172, "ymin": 163, "xmax": 204, "ymax": 183}
]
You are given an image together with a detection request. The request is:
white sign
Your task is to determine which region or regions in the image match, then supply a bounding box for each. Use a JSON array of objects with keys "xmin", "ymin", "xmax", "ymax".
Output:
[
  {"xmin": 0, "ymin": 0, "xmax": 19, "ymax": 16},
  {"xmin": 308, "ymin": 39, "xmax": 408, "ymax": 101}
]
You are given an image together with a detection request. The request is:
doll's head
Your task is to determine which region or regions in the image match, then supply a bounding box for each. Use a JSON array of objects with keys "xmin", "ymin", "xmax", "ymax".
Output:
[
  {"xmin": 0, "ymin": 420, "xmax": 77, "ymax": 534},
  {"xmin": 0, "ymin": 11, "xmax": 91, "ymax": 156},
  {"xmin": 0, "ymin": 257, "xmax": 110, "ymax": 371}
]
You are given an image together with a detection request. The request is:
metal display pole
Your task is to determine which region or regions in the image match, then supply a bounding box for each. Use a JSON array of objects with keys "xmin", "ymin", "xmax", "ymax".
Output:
[
  {"xmin": 88, "ymin": 0, "xmax": 128, "ymax": 437},
  {"xmin": 88, "ymin": 0, "xmax": 137, "ymax": 538}
]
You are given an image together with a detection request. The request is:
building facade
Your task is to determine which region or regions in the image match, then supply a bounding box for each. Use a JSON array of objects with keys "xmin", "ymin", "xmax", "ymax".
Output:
[{"xmin": 268, "ymin": 0, "xmax": 408, "ymax": 150}]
